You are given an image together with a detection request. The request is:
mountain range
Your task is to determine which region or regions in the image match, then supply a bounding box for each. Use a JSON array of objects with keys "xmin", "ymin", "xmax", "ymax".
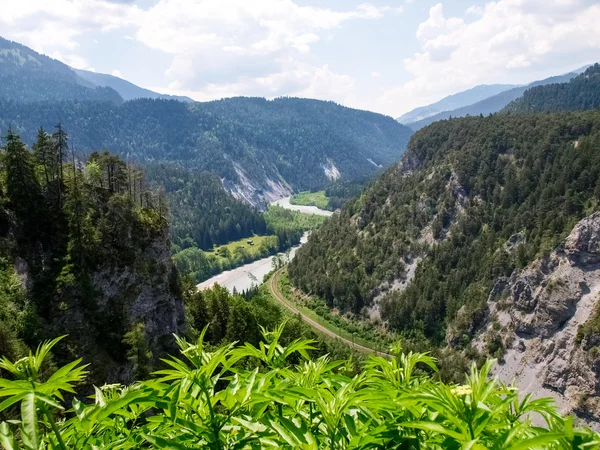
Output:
[
  {"xmin": 396, "ymin": 83, "xmax": 517, "ymax": 125},
  {"xmin": 74, "ymin": 68, "xmax": 194, "ymax": 102},
  {"xmin": 0, "ymin": 36, "xmax": 412, "ymax": 207},
  {"xmin": 403, "ymin": 65, "xmax": 591, "ymax": 130}
]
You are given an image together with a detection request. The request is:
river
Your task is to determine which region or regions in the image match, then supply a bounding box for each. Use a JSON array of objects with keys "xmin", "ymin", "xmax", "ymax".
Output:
[
  {"xmin": 196, "ymin": 196, "xmax": 331, "ymax": 293},
  {"xmin": 270, "ymin": 196, "xmax": 334, "ymax": 217}
]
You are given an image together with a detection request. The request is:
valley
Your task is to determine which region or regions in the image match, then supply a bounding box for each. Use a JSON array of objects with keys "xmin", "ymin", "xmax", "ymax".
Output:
[
  {"xmin": 195, "ymin": 194, "xmax": 332, "ymax": 293},
  {"xmin": 1, "ymin": 21, "xmax": 600, "ymax": 448}
]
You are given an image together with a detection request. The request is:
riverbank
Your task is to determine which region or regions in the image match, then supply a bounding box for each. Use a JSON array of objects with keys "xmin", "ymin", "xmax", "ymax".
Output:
[
  {"xmin": 196, "ymin": 233, "xmax": 308, "ymax": 293},
  {"xmin": 196, "ymin": 195, "xmax": 332, "ymax": 293},
  {"xmin": 270, "ymin": 196, "xmax": 334, "ymax": 217}
]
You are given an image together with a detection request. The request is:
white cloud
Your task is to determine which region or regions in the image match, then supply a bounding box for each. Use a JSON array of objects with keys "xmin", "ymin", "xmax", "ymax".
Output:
[
  {"xmin": 371, "ymin": 71, "xmax": 381, "ymax": 77},
  {"xmin": 381, "ymin": 0, "xmax": 600, "ymax": 116},
  {"xmin": 49, "ymin": 51, "xmax": 93, "ymax": 70},
  {"xmin": 135, "ymin": 0, "xmax": 388, "ymax": 90},
  {"xmin": 0, "ymin": 0, "xmax": 141, "ymax": 53},
  {"xmin": 0, "ymin": 0, "xmax": 386, "ymax": 109},
  {"xmin": 155, "ymin": 61, "xmax": 356, "ymax": 106},
  {"xmin": 112, "ymin": 69, "xmax": 124, "ymax": 78}
]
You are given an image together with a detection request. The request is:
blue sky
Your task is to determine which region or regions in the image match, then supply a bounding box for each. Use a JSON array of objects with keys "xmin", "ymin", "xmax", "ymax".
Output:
[{"xmin": 2, "ymin": 0, "xmax": 599, "ymax": 117}]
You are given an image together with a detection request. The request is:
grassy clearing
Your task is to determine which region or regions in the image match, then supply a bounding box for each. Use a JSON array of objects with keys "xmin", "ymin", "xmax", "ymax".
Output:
[
  {"xmin": 210, "ymin": 234, "xmax": 278, "ymax": 261},
  {"xmin": 290, "ymin": 190, "xmax": 330, "ymax": 209}
]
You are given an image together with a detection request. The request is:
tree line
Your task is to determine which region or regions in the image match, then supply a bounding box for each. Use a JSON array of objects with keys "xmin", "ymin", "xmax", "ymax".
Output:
[{"xmin": 290, "ymin": 110, "xmax": 600, "ymax": 348}]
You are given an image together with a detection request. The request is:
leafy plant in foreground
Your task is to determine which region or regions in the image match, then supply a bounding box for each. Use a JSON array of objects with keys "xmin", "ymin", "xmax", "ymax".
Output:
[{"xmin": 0, "ymin": 329, "xmax": 598, "ymax": 449}]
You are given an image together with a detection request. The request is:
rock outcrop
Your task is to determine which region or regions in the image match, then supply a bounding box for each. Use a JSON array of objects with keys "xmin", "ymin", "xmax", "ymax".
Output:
[
  {"xmin": 55, "ymin": 231, "xmax": 186, "ymax": 385},
  {"xmin": 475, "ymin": 212, "xmax": 600, "ymax": 428}
]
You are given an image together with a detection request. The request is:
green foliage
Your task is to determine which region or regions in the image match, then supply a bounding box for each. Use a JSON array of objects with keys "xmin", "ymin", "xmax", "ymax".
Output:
[
  {"xmin": 505, "ymin": 64, "xmax": 600, "ymax": 113},
  {"xmin": 277, "ymin": 271, "xmax": 394, "ymax": 352},
  {"xmin": 4, "ymin": 128, "xmax": 46, "ymax": 239},
  {"xmin": 186, "ymin": 285, "xmax": 278, "ymax": 346},
  {"xmin": 0, "ymin": 258, "xmax": 34, "ymax": 361},
  {"xmin": 291, "ymin": 110, "xmax": 600, "ymax": 344},
  {"xmin": 0, "ymin": 127, "xmax": 171, "ymax": 383},
  {"xmin": 576, "ymin": 301, "xmax": 600, "ymax": 347},
  {"xmin": 149, "ymin": 165, "xmax": 266, "ymax": 251},
  {"xmin": 264, "ymin": 205, "xmax": 326, "ymax": 245},
  {"xmin": 0, "ymin": 331, "xmax": 598, "ymax": 449},
  {"xmin": 290, "ymin": 191, "xmax": 330, "ymax": 210},
  {"xmin": 123, "ymin": 323, "xmax": 153, "ymax": 380},
  {"xmin": 325, "ymin": 177, "xmax": 372, "ymax": 210},
  {"xmin": 0, "ymin": 96, "xmax": 411, "ymax": 193},
  {"xmin": 172, "ymin": 205, "xmax": 326, "ymax": 283}
]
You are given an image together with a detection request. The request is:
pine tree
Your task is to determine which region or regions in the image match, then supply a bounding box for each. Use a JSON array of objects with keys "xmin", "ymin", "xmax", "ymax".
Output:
[
  {"xmin": 123, "ymin": 323, "xmax": 152, "ymax": 380},
  {"xmin": 64, "ymin": 145, "xmax": 88, "ymax": 268},
  {"xmin": 52, "ymin": 123, "xmax": 68, "ymax": 206},
  {"xmin": 33, "ymin": 127, "xmax": 57, "ymax": 185},
  {"xmin": 3, "ymin": 129, "xmax": 45, "ymax": 237}
]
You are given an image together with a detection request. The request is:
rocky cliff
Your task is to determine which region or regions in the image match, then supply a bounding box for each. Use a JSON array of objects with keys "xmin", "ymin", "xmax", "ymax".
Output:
[
  {"xmin": 474, "ymin": 212, "xmax": 600, "ymax": 427},
  {"xmin": 50, "ymin": 230, "xmax": 187, "ymax": 385}
]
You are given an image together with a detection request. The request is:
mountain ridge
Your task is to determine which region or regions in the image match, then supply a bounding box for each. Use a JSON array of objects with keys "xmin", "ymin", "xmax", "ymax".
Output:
[
  {"xmin": 396, "ymin": 83, "xmax": 517, "ymax": 124},
  {"xmin": 0, "ymin": 36, "xmax": 122, "ymax": 103},
  {"xmin": 74, "ymin": 68, "xmax": 194, "ymax": 102},
  {"xmin": 406, "ymin": 70, "xmax": 587, "ymax": 130}
]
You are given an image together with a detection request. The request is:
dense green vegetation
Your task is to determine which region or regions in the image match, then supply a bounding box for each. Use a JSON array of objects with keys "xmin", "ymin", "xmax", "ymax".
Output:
[
  {"xmin": 173, "ymin": 206, "xmax": 325, "ymax": 283},
  {"xmin": 278, "ymin": 271, "xmax": 394, "ymax": 352},
  {"xmin": 0, "ymin": 126, "xmax": 172, "ymax": 376},
  {"xmin": 183, "ymin": 282, "xmax": 359, "ymax": 360},
  {"xmin": 0, "ymin": 96, "xmax": 411, "ymax": 193},
  {"xmin": 290, "ymin": 190, "xmax": 330, "ymax": 210},
  {"xmin": 148, "ymin": 165, "xmax": 266, "ymax": 252},
  {"xmin": 505, "ymin": 64, "xmax": 600, "ymax": 113},
  {"xmin": 325, "ymin": 177, "xmax": 372, "ymax": 210},
  {"xmin": 290, "ymin": 110, "xmax": 600, "ymax": 347},
  {"xmin": 1, "ymin": 330, "xmax": 598, "ymax": 449},
  {"xmin": 291, "ymin": 177, "xmax": 373, "ymax": 212},
  {"xmin": 173, "ymin": 235, "xmax": 280, "ymax": 284},
  {"xmin": 0, "ymin": 37, "xmax": 122, "ymax": 103}
]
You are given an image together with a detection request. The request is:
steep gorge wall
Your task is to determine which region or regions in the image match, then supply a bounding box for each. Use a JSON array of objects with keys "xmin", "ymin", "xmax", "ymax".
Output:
[{"xmin": 474, "ymin": 213, "xmax": 600, "ymax": 426}]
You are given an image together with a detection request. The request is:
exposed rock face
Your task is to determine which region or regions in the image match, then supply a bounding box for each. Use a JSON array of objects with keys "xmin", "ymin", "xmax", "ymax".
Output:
[
  {"xmin": 224, "ymin": 163, "xmax": 293, "ymax": 208},
  {"xmin": 475, "ymin": 212, "xmax": 600, "ymax": 428},
  {"xmin": 55, "ymin": 231, "xmax": 186, "ymax": 385}
]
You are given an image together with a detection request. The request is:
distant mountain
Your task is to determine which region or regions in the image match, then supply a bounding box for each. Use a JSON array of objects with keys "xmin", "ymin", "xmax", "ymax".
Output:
[
  {"xmin": 396, "ymin": 84, "xmax": 516, "ymax": 124},
  {"xmin": 0, "ymin": 96, "xmax": 412, "ymax": 205},
  {"xmin": 503, "ymin": 63, "xmax": 600, "ymax": 113},
  {"xmin": 0, "ymin": 36, "xmax": 122, "ymax": 103},
  {"xmin": 407, "ymin": 71, "xmax": 585, "ymax": 131},
  {"xmin": 74, "ymin": 69, "xmax": 193, "ymax": 102},
  {"xmin": 0, "ymin": 37, "xmax": 413, "ymax": 205}
]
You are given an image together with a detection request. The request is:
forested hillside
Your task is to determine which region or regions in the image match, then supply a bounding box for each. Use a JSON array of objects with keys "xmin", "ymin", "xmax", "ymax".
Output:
[
  {"xmin": 0, "ymin": 97, "xmax": 412, "ymax": 199},
  {"xmin": 290, "ymin": 110, "xmax": 600, "ymax": 345},
  {"xmin": 504, "ymin": 64, "xmax": 600, "ymax": 113},
  {"xmin": 0, "ymin": 37, "xmax": 122, "ymax": 103},
  {"xmin": 0, "ymin": 126, "xmax": 185, "ymax": 384},
  {"xmin": 145, "ymin": 164, "xmax": 266, "ymax": 251}
]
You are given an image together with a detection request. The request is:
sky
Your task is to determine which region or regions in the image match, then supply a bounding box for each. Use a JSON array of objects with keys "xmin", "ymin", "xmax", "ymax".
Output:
[{"xmin": 1, "ymin": 0, "xmax": 599, "ymax": 117}]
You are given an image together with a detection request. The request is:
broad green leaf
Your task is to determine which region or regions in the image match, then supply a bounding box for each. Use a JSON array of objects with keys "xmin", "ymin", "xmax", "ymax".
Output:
[{"xmin": 20, "ymin": 393, "xmax": 39, "ymax": 450}]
